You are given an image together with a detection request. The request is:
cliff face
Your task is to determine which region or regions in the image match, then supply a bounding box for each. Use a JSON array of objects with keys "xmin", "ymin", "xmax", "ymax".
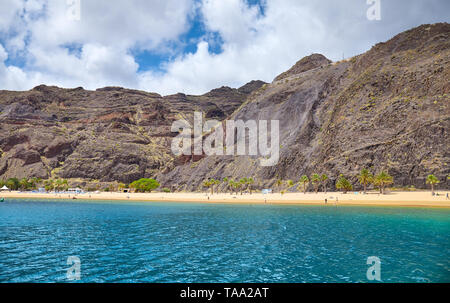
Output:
[
  {"xmin": 1, "ymin": 23, "xmax": 449, "ymax": 190},
  {"xmin": 157, "ymin": 23, "xmax": 450, "ymax": 190},
  {"xmin": 0, "ymin": 81, "xmax": 265, "ymax": 183}
]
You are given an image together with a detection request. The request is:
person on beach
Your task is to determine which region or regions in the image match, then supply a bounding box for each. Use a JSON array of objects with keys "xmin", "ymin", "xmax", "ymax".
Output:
[
  {"xmin": 446, "ymin": 193, "xmax": 449, "ymax": 200},
  {"xmin": 325, "ymin": 199, "xmax": 327, "ymax": 204}
]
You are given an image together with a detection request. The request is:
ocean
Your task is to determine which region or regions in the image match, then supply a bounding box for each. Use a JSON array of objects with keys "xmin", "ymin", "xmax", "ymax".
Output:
[{"xmin": 0, "ymin": 199, "xmax": 449, "ymax": 282}]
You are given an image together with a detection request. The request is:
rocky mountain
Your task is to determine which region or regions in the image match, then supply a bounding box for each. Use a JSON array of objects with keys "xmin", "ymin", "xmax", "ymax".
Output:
[
  {"xmin": 0, "ymin": 23, "xmax": 449, "ymax": 191},
  {"xmin": 0, "ymin": 81, "xmax": 265, "ymax": 184},
  {"xmin": 273, "ymin": 53, "xmax": 331, "ymax": 82},
  {"xmin": 157, "ymin": 23, "xmax": 450, "ymax": 191}
]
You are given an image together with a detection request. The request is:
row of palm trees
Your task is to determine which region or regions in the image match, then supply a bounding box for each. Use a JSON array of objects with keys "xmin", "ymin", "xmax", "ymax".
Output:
[
  {"xmin": 2, "ymin": 171, "xmax": 445, "ymax": 195},
  {"xmin": 0, "ymin": 177, "xmax": 70, "ymax": 192},
  {"xmin": 296, "ymin": 174, "xmax": 329, "ymax": 194},
  {"xmin": 44, "ymin": 179, "xmax": 69, "ymax": 192},
  {"xmin": 203, "ymin": 177, "xmax": 255, "ymax": 195},
  {"xmin": 0, "ymin": 177, "xmax": 42, "ymax": 191},
  {"xmin": 279, "ymin": 170, "xmax": 395, "ymax": 195},
  {"xmin": 358, "ymin": 169, "xmax": 393, "ymax": 194},
  {"xmin": 358, "ymin": 170, "xmax": 440, "ymax": 195},
  {"xmin": 202, "ymin": 170, "xmax": 445, "ymax": 195}
]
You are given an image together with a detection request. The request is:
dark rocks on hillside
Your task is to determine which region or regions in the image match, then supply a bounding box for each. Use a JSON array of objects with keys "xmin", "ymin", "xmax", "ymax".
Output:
[
  {"xmin": 0, "ymin": 23, "xmax": 448, "ymax": 190},
  {"xmin": 157, "ymin": 23, "xmax": 450, "ymax": 191},
  {"xmin": 237, "ymin": 80, "xmax": 266, "ymax": 94},
  {"xmin": 0, "ymin": 78, "xmax": 262, "ymax": 181},
  {"xmin": 205, "ymin": 108, "xmax": 226, "ymax": 119}
]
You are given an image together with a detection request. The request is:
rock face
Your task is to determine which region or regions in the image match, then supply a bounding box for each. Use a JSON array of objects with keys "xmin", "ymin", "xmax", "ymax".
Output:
[
  {"xmin": 157, "ymin": 23, "xmax": 450, "ymax": 191},
  {"xmin": 0, "ymin": 23, "xmax": 449, "ymax": 190},
  {"xmin": 274, "ymin": 54, "xmax": 331, "ymax": 82},
  {"xmin": 0, "ymin": 81, "xmax": 264, "ymax": 183}
]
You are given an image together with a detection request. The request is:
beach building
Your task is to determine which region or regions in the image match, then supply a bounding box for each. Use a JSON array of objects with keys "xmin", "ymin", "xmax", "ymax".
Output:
[{"xmin": 68, "ymin": 188, "xmax": 83, "ymax": 194}]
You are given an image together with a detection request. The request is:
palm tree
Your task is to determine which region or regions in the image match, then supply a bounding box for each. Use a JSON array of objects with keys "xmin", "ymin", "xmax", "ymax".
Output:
[
  {"xmin": 426, "ymin": 175, "xmax": 440, "ymax": 196},
  {"xmin": 321, "ymin": 174, "xmax": 329, "ymax": 193},
  {"xmin": 298, "ymin": 175, "xmax": 309, "ymax": 194},
  {"xmin": 6, "ymin": 178, "xmax": 20, "ymax": 190},
  {"xmin": 336, "ymin": 175, "xmax": 353, "ymax": 194},
  {"xmin": 358, "ymin": 168, "xmax": 373, "ymax": 194},
  {"xmin": 240, "ymin": 178, "xmax": 248, "ymax": 194},
  {"xmin": 227, "ymin": 178, "xmax": 236, "ymax": 195},
  {"xmin": 19, "ymin": 178, "xmax": 30, "ymax": 191},
  {"xmin": 44, "ymin": 179, "xmax": 55, "ymax": 192},
  {"xmin": 373, "ymin": 171, "xmax": 393, "ymax": 195},
  {"xmin": 311, "ymin": 174, "xmax": 321, "ymax": 193},
  {"xmin": 223, "ymin": 177, "xmax": 232, "ymax": 194},
  {"xmin": 55, "ymin": 179, "xmax": 62, "ymax": 192},
  {"xmin": 29, "ymin": 177, "xmax": 41, "ymax": 190},
  {"xmin": 247, "ymin": 178, "xmax": 255, "ymax": 195},
  {"xmin": 230, "ymin": 180, "xmax": 240, "ymax": 195},
  {"xmin": 54, "ymin": 179, "xmax": 69, "ymax": 192},
  {"xmin": 234, "ymin": 180, "xmax": 243, "ymax": 195},
  {"xmin": 239, "ymin": 178, "xmax": 247, "ymax": 195}
]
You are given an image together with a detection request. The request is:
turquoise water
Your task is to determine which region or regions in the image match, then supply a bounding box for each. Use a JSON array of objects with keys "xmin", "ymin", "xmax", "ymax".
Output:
[{"xmin": 0, "ymin": 199, "xmax": 449, "ymax": 283}]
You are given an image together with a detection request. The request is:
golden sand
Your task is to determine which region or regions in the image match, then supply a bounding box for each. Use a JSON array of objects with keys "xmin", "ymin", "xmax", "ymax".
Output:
[{"xmin": 2, "ymin": 190, "xmax": 450, "ymax": 208}]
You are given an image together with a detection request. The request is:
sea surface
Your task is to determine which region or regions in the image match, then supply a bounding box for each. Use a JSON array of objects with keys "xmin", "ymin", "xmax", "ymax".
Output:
[{"xmin": 0, "ymin": 199, "xmax": 449, "ymax": 283}]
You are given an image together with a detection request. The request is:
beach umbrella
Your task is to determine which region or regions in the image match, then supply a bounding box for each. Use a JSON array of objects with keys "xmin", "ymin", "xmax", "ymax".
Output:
[{"xmin": 1, "ymin": 185, "xmax": 9, "ymax": 190}]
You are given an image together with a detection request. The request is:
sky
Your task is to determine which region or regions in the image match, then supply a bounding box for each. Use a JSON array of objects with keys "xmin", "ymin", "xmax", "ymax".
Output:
[{"xmin": 0, "ymin": 0, "xmax": 448, "ymax": 95}]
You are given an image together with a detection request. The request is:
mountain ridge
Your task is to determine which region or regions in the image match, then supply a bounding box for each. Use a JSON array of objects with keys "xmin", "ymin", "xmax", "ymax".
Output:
[
  {"xmin": 157, "ymin": 22, "xmax": 450, "ymax": 191},
  {"xmin": 0, "ymin": 23, "xmax": 449, "ymax": 191}
]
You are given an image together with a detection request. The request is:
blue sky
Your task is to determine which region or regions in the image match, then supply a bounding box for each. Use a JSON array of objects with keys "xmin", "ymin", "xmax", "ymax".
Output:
[
  {"xmin": 132, "ymin": 5, "xmax": 225, "ymax": 74},
  {"xmin": 134, "ymin": 0, "xmax": 262, "ymax": 73},
  {"xmin": 0, "ymin": 0, "xmax": 448, "ymax": 95}
]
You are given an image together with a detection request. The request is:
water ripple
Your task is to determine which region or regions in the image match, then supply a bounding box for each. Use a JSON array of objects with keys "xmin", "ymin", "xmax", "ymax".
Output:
[{"xmin": 0, "ymin": 200, "xmax": 449, "ymax": 282}]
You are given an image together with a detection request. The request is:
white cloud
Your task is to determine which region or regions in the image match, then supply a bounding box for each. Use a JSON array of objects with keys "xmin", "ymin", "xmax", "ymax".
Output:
[
  {"xmin": 0, "ymin": 0, "xmax": 195, "ymax": 90},
  {"xmin": 0, "ymin": 0, "xmax": 448, "ymax": 94},
  {"xmin": 25, "ymin": 43, "xmax": 139, "ymax": 89},
  {"xmin": 201, "ymin": 0, "xmax": 262, "ymax": 46},
  {"xmin": 138, "ymin": 0, "xmax": 450, "ymax": 95},
  {"xmin": 138, "ymin": 0, "xmax": 330, "ymax": 94},
  {"xmin": 0, "ymin": 44, "xmax": 8, "ymax": 62},
  {"xmin": 29, "ymin": 0, "xmax": 193, "ymax": 49},
  {"xmin": 0, "ymin": 43, "xmax": 31, "ymax": 90},
  {"xmin": 0, "ymin": 0, "xmax": 24, "ymax": 32}
]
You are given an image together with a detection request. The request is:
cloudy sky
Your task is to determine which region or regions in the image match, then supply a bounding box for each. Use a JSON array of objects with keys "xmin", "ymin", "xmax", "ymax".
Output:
[{"xmin": 0, "ymin": 0, "xmax": 448, "ymax": 95}]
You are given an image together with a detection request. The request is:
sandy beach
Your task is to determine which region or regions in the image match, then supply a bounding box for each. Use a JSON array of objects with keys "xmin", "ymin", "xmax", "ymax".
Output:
[{"xmin": 1, "ymin": 190, "xmax": 450, "ymax": 208}]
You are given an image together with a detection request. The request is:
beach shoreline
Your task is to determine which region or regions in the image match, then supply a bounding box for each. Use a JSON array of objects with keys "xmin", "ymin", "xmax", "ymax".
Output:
[{"xmin": 1, "ymin": 191, "xmax": 450, "ymax": 208}]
